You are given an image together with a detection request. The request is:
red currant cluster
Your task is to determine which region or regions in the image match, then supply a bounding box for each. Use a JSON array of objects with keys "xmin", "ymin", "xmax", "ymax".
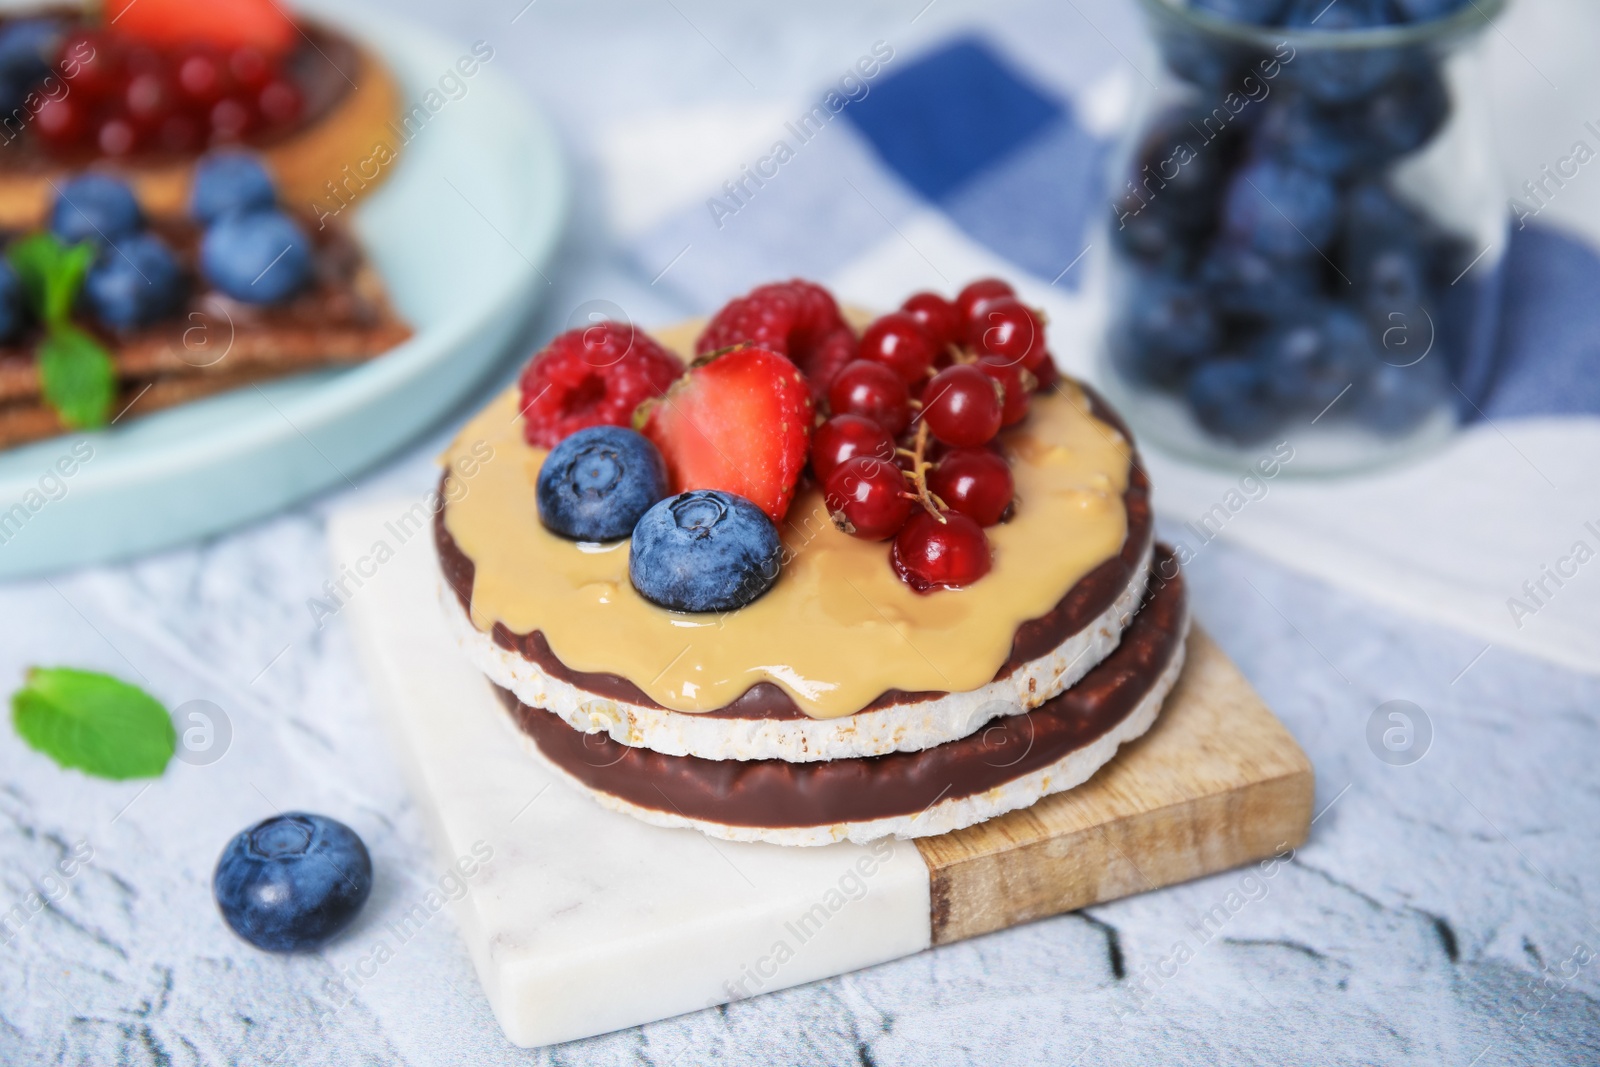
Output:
[
  {"xmin": 815, "ymin": 278, "xmax": 1055, "ymax": 593},
  {"xmin": 36, "ymin": 30, "xmax": 303, "ymax": 159}
]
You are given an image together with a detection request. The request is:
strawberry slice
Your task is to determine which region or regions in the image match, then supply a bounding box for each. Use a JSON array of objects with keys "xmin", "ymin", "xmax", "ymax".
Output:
[
  {"xmin": 636, "ymin": 347, "xmax": 813, "ymax": 523},
  {"xmin": 105, "ymin": 0, "xmax": 298, "ymax": 58}
]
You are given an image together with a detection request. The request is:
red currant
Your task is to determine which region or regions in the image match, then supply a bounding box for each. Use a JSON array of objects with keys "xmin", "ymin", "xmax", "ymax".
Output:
[
  {"xmin": 97, "ymin": 115, "xmax": 139, "ymax": 156},
  {"xmin": 1032, "ymin": 355, "xmax": 1059, "ymax": 391},
  {"xmin": 976, "ymin": 355, "xmax": 1031, "ymax": 426},
  {"xmin": 35, "ymin": 96, "xmax": 88, "ymax": 151},
  {"xmin": 828, "ymin": 359, "xmax": 911, "ymax": 436},
  {"xmin": 892, "ymin": 509, "xmax": 991, "ymax": 591},
  {"xmin": 920, "ymin": 364, "xmax": 1002, "ymax": 447},
  {"xmin": 122, "ymin": 43, "xmax": 167, "ymax": 77},
  {"xmin": 125, "ymin": 70, "xmax": 176, "ymax": 129},
  {"xmin": 176, "ymin": 47, "xmax": 227, "ymax": 107},
  {"xmin": 858, "ymin": 311, "xmax": 935, "ymax": 386},
  {"xmin": 954, "ymin": 278, "xmax": 1015, "ymax": 328},
  {"xmin": 968, "ymin": 297, "xmax": 1049, "ymax": 372},
  {"xmin": 157, "ymin": 113, "xmax": 202, "ymax": 152},
  {"xmin": 209, "ymin": 96, "xmax": 257, "ymax": 141},
  {"xmin": 812, "ymin": 414, "xmax": 895, "ymax": 484},
  {"xmin": 900, "ymin": 292, "xmax": 963, "ymax": 352},
  {"xmin": 258, "ymin": 79, "xmax": 303, "ymax": 127},
  {"xmin": 929, "ymin": 448, "xmax": 1014, "ymax": 527},
  {"xmin": 824, "ymin": 455, "xmax": 912, "ymax": 541},
  {"xmin": 228, "ymin": 46, "xmax": 273, "ymax": 91},
  {"xmin": 58, "ymin": 30, "xmax": 123, "ymax": 102}
]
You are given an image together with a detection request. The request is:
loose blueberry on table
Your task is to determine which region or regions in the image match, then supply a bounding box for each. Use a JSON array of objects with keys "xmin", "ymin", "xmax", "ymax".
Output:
[{"xmin": 213, "ymin": 812, "xmax": 373, "ymax": 953}]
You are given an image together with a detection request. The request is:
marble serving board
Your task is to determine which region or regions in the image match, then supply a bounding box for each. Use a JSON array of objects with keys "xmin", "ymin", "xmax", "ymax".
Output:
[{"xmin": 331, "ymin": 499, "xmax": 1313, "ymax": 1048}]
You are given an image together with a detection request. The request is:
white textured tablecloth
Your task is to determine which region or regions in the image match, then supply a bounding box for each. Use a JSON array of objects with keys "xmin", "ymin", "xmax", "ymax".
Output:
[{"xmin": 1, "ymin": 2, "xmax": 1596, "ymax": 1064}]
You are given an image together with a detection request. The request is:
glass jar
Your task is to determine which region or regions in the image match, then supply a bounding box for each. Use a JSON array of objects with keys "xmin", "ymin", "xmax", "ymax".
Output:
[{"xmin": 1098, "ymin": 0, "xmax": 1507, "ymax": 473}]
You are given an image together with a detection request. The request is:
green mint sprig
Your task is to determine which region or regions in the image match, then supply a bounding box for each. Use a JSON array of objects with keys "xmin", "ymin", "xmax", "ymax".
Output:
[
  {"xmin": 11, "ymin": 666, "xmax": 175, "ymax": 780},
  {"xmin": 7, "ymin": 234, "xmax": 115, "ymax": 430}
]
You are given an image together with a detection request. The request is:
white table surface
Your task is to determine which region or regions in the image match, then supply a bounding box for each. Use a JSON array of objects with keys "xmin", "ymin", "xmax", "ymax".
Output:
[{"xmin": 1, "ymin": 1, "xmax": 1596, "ymax": 1064}]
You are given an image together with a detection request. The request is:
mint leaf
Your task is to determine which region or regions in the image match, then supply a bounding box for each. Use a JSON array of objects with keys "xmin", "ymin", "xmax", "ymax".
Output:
[
  {"xmin": 7, "ymin": 232, "xmax": 94, "ymax": 325},
  {"xmin": 38, "ymin": 324, "xmax": 114, "ymax": 429},
  {"xmin": 11, "ymin": 667, "xmax": 175, "ymax": 780}
]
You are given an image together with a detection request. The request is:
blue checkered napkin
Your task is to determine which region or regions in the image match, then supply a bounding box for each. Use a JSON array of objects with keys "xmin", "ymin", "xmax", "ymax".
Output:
[{"xmin": 631, "ymin": 34, "xmax": 1600, "ymax": 419}]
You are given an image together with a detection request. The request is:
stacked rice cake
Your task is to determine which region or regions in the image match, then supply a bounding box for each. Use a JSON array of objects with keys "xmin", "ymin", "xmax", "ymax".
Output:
[{"xmin": 434, "ymin": 330, "xmax": 1188, "ymax": 846}]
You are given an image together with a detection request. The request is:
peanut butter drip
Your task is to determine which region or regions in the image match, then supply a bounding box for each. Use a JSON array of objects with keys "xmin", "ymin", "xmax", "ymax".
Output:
[{"xmin": 441, "ymin": 322, "xmax": 1132, "ymax": 720}]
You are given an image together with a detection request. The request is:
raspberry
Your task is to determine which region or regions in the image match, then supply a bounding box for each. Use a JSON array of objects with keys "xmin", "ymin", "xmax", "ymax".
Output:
[
  {"xmin": 518, "ymin": 323, "xmax": 684, "ymax": 449},
  {"xmin": 695, "ymin": 280, "xmax": 858, "ymax": 400}
]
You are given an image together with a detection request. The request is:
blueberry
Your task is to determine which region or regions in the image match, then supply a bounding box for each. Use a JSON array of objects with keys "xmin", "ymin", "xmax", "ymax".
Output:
[
  {"xmin": 50, "ymin": 174, "xmax": 142, "ymax": 247},
  {"xmin": 1131, "ymin": 109, "xmax": 1235, "ymax": 222},
  {"xmin": 1155, "ymin": 25, "xmax": 1241, "ymax": 89},
  {"xmin": 1221, "ymin": 158, "xmax": 1339, "ymax": 260},
  {"xmin": 1339, "ymin": 181, "xmax": 1426, "ymax": 265},
  {"xmin": 0, "ymin": 19, "xmax": 60, "ymax": 111},
  {"xmin": 200, "ymin": 209, "xmax": 313, "ymax": 304},
  {"xmin": 1359, "ymin": 246, "xmax": 1430, "ymax": 328},
  {"xmin": 1353, "ymin": 359, "xmax": 1445, "ymax": 435},
  {"xmin": 1111, "ymin": 194, "xmax": 1205, "ymax": 271},
  {"xmin": 1257, "ymin": 305, "xmax": 1375, "ymax": 411},
  {"xmin": 537, "ymin": 426, "xmax": 668, "ymax": 542},
  {"xmin": 1112, "ymin": 273, "xmax": 1219, "ymax": 389},
  {"xmin": 1251, "ymin": 94, "xmax": 1365, "ymax": 178},
  {"xmin": 82, "ymin": 233, "xmax": 187, "ymax": 330},
  {"xmin": 1283, "ymin": 0, "xmax": 1404, "ymax": 103},
  {"xmin": 191, "ymin": 152, "xmax": 278, "ymax": 225},
  {"xmin": 0, "ymin": 260, "xmax": 25, "ymax": 343},
  {"xmin": 1199, "ymin": 241, "xmax": 1323, "ymax": 323},
  {"xmin": 1187, "ymin": 359, "xmax": 1284, "ymax": 444},
  {"xmin": 1338, "ymin": 181, "xmax": 1442, "ymax": 295},
  {"xmin": 629, "ymin": 490, "xmax": 781, "ymax": 613},
  {"xmin": 1342, "ymin": 62, "xmax": 1450, "ymax": 167},
  {"xmin": 213, "ymin": 812, "xmax": 373, "ymax": 953},
  {"xmin": 1393, "ymin": 0, "xmax": 1468, "ymax": 20},
  {"xmin": 1191, "ymin": 0, "xmax": 1287, "ymax": 24}
]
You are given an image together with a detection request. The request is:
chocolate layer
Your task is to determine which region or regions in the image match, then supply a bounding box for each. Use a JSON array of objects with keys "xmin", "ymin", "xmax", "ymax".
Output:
[
  {"xmin": 438, "ymin": 383, "xmax": 1148, "ymax": 721},
  {"xmin": 498, "ymin": 546, "xmax": 1186, "ymax": 829}
]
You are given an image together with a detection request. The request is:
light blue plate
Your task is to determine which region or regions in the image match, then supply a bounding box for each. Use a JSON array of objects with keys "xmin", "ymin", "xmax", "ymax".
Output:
[{"xmin": 0, "ymin": 2, "xmax": 566, "ymax": 579}]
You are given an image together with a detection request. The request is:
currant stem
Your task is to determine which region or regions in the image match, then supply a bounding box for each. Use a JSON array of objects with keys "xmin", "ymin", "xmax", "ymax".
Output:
[{"xmin": 901, "ymin": 420, "xmax": 946, "ymax": 522}]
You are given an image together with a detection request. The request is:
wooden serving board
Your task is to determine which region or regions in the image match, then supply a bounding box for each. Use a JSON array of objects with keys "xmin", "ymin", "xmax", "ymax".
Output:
[
  {"xmin": 332, "ymin": 501, "xmax": 1312, "ymax": 1048},
  {"xmin": 917, "ymin": 626, "xmax": 1313, "ymax": 945}
]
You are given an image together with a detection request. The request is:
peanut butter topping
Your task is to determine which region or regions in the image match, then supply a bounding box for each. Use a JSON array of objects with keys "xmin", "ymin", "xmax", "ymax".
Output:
[{"xmin": 441, "ymin": 322, "xmax": 1133, "ymax": 720}]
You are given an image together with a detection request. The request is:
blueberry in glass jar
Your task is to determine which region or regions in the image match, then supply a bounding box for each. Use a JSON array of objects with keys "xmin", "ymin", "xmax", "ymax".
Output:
[
  {"xmin": 1187, "ymin": 359, "xmax": 1284, "ymax": 444},
  {"xmin": 1112, "ymin": 108, "xmax": 1238, "ymax": 269},
  {"xmin": 1250, "ymin": 93, "xmax": 1368, "ymax": 178},
  {"xmin": 1221, "ymin": 158, "xmax": 1340, "ymax": 260},
  {"xmin": 1113, "ymin": 273, "xmax": 1219, "ymax": 388},
  {"xmin": 1355, "ymin": 358, "xmax": 1446, "ymax": 435},
  {"xmin": 1257, "ymin": 304, "xmax": 1376, "ymax": 412},
  {"xmin": 1199, "ymin": 242, "xmax": 1323, "ymax": 324},
  {"xmin": 1392, "ymin": 0, "xmax": 1470, "ymax": 20},
  {"xmin": 1104, "ymin": 0, "xmax": 1502, "ymax": 466},
  {"xmin": 1191, "ymin": 0, "xmax": 1286, "ymax": 24},
  {"xmin": 1282, "ymin": 0, "xmax": 1404, "ymax": 104},
  {"xmin": 1338, "ymin": 61, "xmax": 1451, "ymax": 170}
]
